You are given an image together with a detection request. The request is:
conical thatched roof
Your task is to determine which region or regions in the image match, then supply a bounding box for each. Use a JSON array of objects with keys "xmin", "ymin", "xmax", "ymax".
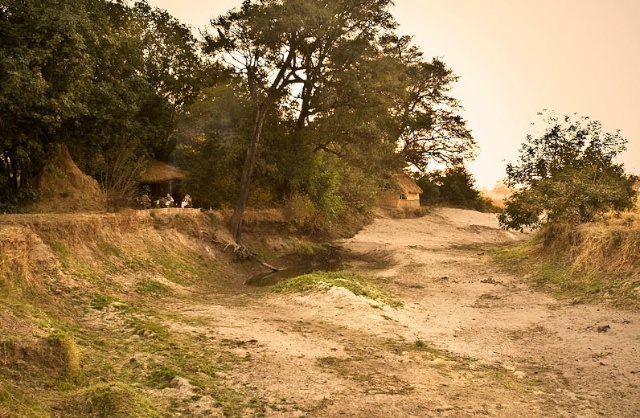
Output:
[
  {"xmin": 140, "ymin": 160, "xmax": 186, "ymax": 183},
  {"xmin": 30, "ymin": 143, "xmax": 106, "ymax": 213},
  {"xmin": 393, "ymin": 173, "xmax": 423, "ymax": 194}
]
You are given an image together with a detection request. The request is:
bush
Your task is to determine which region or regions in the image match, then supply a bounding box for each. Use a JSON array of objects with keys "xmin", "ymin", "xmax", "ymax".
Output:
[
  {"xmin": 499, "ymin": 112, "xmax": 637, "ymax": 230},
  {"xmin": 416, "ymin": 167, "xmax": 496, "ymax": 212}
]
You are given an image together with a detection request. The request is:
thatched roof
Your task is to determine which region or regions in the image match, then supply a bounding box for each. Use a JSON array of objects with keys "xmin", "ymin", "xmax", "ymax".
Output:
[
  {"xmin": 140, "ymin": 160, "xmax": 186, "ymax": 183},
  {"xmin": 31, "ymin": 143, "xmax": 106, "ymax": 213},
  {"xmin": 393, "ymin": 173, "xmax": 423, "ymax": 194}
]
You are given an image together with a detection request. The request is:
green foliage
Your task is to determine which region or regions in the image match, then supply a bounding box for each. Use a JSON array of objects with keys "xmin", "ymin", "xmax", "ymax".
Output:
[
  {"xmin": 281, "ymin": 155, "xmax": 378, "ymax": 233},
  {"xmin": 307, "ymin": 171, "xmax": 346, "ymax": 225},
  {"xmin": 388, "ymin": 40, "xmax": 476, "ymax": 170},
  {"xmin": 416, "ymin": 166, "xmax": 495, "ymax": 212},
  {"xmin": 283, "ymin": 193, "xmax": 316, "ymax": 227},
  {"xmin": 202, "ymin": 0, "xmax": 474, "ymax": 241},
  {"xmin": 0, "ymin": 0, "xmax": 95, "ymax": 199},
  {"xmin": 415, "ymin": 176, "xmax": 440, "ymax": 204},
  {"xmin": 174, "ymin": 84, "xmax": 253, "ymax": 209},
  {"xmin": 0, "ymin": 187, "xmax": 40, "ymax": 213},
  {"xmin": 499, "ymin": 112, "xmax": 637, "ymax": 230},
  {"xmin": 0, "ymin": 0, "xmax": 205, "ymax": 208}
]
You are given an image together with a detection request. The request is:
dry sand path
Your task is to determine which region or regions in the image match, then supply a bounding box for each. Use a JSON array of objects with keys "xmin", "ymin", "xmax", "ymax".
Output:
[{"xmin": 175, "ymin": 208, "xmax": 640, "ymax": 417}]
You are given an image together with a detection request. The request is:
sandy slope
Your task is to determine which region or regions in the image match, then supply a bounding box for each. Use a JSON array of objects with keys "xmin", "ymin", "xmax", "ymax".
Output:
[{"xmin": 172, "ymin": 207, "xmax": 640, "ymax": 417}]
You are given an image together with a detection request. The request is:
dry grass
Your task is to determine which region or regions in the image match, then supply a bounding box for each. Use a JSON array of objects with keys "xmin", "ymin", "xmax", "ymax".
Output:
[
  {"xmin": 56, "ymin": 383, "xmax": 161, "ymax": 417},
  {"xmin": 541, "ymin": 218, "xmax": 640, "ymax": 275},
  {"xmin": 495, "ymin": 211, "xmax": 640, "ymax": 308},
  {"xmin": 0, "ymin": 208, "xmax": 339, "ymax": 416}
]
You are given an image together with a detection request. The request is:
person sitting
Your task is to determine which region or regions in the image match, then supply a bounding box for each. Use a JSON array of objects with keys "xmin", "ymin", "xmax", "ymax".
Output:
[
  {"xmin": 138, "ymin": 193, "xmax": 151, "ymax": 209},
  {"xmin": 181, "ymin": 193, "xmax": 192, "ymax": 208},
  {"xmin": 164, "ymin": 193, "xmax": 174, "ymax": 208}
]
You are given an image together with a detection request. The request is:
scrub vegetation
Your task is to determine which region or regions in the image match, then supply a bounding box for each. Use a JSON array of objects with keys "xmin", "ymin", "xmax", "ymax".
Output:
[{"xmin": 494, "ymin": 212, "xmax": 640, "ymax": 308}]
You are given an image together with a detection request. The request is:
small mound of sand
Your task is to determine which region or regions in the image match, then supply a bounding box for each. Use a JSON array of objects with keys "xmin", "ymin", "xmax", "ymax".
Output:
[{"xmin": 30, "ymin": 144, "xmax": 105, "ymax": 213}]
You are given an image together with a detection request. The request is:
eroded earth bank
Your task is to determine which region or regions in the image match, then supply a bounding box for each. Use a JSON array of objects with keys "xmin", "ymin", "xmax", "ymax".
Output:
[
  {"xmin": 1, "ymin": 208, "xmax": 639, "ymax": 417},
  {"xmin": 191, "ymin": 208, "xmax": 640, "ymax": 417}
]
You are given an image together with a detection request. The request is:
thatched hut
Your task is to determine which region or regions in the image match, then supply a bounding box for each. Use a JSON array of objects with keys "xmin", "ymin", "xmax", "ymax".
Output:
[
  {"xmin": 139, "ymin": 159, "xmax": 186, "ymax": 198},
  {"xmin": 29, "ymin": 144, "xmax": 106, "ymax": 213},
  {"xmin": 378, "ymin": 173, "xmax": 423, "ymax": 209}
]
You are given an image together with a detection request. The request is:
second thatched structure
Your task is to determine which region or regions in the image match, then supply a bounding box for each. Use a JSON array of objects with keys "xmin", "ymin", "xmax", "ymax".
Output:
[
  {"xmin": 378, "ymin": 173, "xmax": 423, "ymax": 209},
  {"xmin": 139, "ymin": 159, "xmax": 186, "ymax": 199}
]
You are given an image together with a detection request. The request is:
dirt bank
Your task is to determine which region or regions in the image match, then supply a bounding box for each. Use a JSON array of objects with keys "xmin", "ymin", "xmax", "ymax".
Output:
[
  {"xmin": 1, "ymin": 207, "xmax": 639, "ymax": 417},
  {"xmin": 168, "ymin": 207, "xmax": 640, "ymax": 417}
]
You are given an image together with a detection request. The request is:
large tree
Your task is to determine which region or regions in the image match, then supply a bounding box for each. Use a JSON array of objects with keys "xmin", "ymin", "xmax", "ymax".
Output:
[
  {"xmin": 499, "ymin": 111, "xmax": 637, "ymax": 231},
  {"xmin": 388, "ymin": 35, "xmax": 476, "ymax": 171},
  {"xmin": 205, "ymin": 0, "xmax": 397, "ymax": 242}
]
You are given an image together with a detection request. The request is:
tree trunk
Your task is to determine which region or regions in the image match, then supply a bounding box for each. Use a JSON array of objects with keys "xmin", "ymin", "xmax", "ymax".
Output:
[{"xmin": 229, "ymin": 106, "xmax": 268, "ymax": 243}]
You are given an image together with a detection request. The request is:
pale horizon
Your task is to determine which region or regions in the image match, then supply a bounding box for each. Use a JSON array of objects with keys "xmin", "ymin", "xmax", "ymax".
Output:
[{"xmin": 148, "ymin": 0, "xmax": 640, "ymax": 189}]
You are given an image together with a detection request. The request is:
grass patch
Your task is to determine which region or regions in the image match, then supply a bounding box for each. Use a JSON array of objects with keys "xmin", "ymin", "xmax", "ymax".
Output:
[
  {"xmin": 128, "ymin": 318, "xmax": 169, "ymax": 340},
  {"xmin": 0, "ymin": 381, "xmax": 49, "ymax": 417},
  {"xmin": 148, "ymin": 247, "xmax": 211, "ymax": 286},
  {"xmin": 384, "ymin": 337, "xmax": 449, "ymax": 359},
  {"xmin": 97, "ymin": 241, "xmax": 122, "ymax": 258},
  {"xmin": 0, "ymin": 332, "xmax": 81, "ymax": 387},
  {"xmin": 49, "ymin": 241, "xmax": 71, "ymax": 268},
  {"xmin": 135, "ymin": 279, "xmax": 171, "ymax": 296},
  {"xmin": 492, "ymin": 229, "xmax": 640, "ymax": 308},
  {"xmin": 46, "ymin": 331, "xmax": 81, "ymax": 381},
  {"xmin": 90, "ymin": 294, "xmax": 117, "ymax": 310},
  {"xmin": 316, "ymin": 355, "xmax": 414, "ymax": 395},
  {"xmin": 57, "ymin": 383, "xmax": 161, "ymax": 417},
  {"xmin": 147, "ymin": 366, "xmax": 179, "ymax": 389},
  {"xmin": 272, "ymin": 270, "xmax": 401, "ymax": 307}
]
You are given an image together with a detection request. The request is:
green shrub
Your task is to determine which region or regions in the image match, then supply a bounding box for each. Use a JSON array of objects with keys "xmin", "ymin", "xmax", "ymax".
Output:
[{"xmin": 499, "ymin": 112, "xmax": 637, "ymax": 230}]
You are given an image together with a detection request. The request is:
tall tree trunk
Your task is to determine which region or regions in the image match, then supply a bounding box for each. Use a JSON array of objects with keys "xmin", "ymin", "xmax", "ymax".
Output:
[{"xmin": 229, "ymin": 106, "xmax": 268, "ymax": 243}]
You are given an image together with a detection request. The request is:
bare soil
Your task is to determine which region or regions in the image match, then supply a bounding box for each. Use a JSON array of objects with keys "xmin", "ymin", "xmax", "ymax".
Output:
[
  {"xmin": 2, "ymin": 207, "xmax": 639, "ymax": 417},
  {"xmin": 161, "ymin": 207, "xmax": 640, "ymax": 417}
]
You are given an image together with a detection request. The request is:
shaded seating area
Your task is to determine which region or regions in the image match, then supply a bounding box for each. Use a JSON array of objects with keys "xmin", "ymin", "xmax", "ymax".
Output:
[{"xmin": 139, "ymin": 160, "xmax": 187, "ymax": 207}]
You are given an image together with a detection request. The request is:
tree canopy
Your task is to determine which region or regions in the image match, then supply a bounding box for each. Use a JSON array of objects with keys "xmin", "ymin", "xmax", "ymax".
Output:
[
  {"xmin": 0, "ymin": 0, "xmax": 203, "ymax": 209},
  {"xmin": 499, "ymin": 111, "xmax": 637, "ymax": 231},
  {"xmin": 1, "ymin": 0, "xmax": 476, "ymax": 225},
  {"xmin": 202, "ymin": 0, "xmax": 475, "ymax": 241}
]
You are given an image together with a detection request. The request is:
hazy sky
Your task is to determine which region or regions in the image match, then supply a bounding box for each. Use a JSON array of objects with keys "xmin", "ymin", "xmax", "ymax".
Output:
[{"xmin": 148, "ymin": 0, "xmax": 640, "ymax": 188}]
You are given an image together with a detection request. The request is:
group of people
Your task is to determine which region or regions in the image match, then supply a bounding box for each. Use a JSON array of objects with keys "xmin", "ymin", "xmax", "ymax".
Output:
[{"xmin": 138, "ymin": 192, "xmax": 192, "ymax": 209}]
